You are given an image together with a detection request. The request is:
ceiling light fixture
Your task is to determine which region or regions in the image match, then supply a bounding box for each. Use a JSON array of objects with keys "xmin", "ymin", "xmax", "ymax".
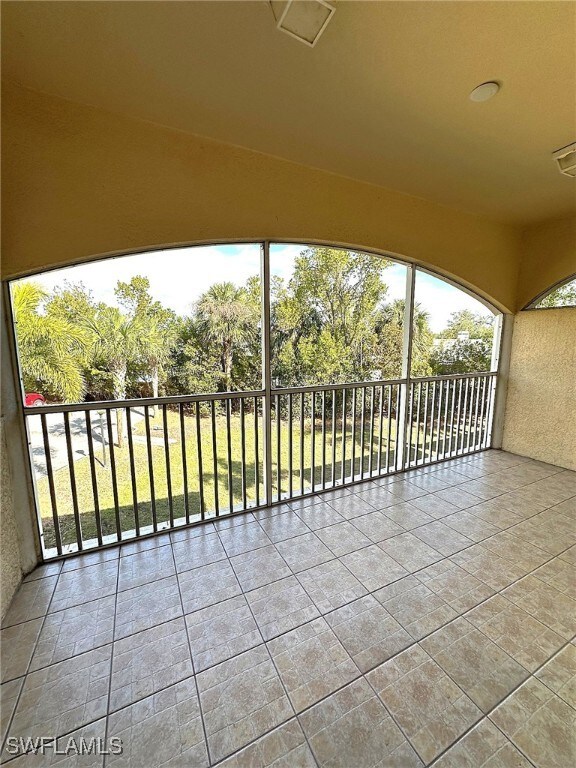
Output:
[
  {"xmin": 270, "ymin": 0, "xmax": 335, "ymax": 47},
  {"xmin": 552, "ymin": 143, "xmax": 576, "ymax": 177},
  {"xmin": 469, "ymin": 81, "xmax": 501, "ymax": 102}
]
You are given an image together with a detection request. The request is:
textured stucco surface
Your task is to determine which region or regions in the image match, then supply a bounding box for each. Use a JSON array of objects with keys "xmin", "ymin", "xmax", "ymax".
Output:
[
  {"xmin": 503, "ymin": 309, "xmax": 576, "ymax": 470},
  {"xmin": 1, "ymin": 417, "xmax": 24, "ymax": 620}
]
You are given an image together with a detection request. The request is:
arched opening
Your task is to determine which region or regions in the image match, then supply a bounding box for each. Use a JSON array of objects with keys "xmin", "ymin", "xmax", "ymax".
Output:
[
  {"xmin": 524, "ymin": 274, "xmax": 576, "ymax": 310},
  {"xmin": 7, "ymin": 241, "xmax": 502, "ymax": 557}
]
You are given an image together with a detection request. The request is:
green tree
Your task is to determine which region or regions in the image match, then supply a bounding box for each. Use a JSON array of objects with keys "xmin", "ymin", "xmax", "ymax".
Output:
[
  {"xmin": 534, "ymin": 279, "xmax": 576, "ymax": 308},
  {"xmin": 430, "ymin": 310, "xmax": 494, "ymax": 374},
  {"xmin": 195, "ymin": 282, "xmax": 260, "ymax": 391},
  {"xmin": 12, "ymin": 282, "xmax": 89, "ymax": 402}
]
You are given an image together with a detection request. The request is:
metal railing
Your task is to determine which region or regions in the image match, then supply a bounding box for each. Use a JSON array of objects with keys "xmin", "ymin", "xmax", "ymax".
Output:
[{"xmin": 24, "ymin": 372, "xmax": 496, "ymax": 558}]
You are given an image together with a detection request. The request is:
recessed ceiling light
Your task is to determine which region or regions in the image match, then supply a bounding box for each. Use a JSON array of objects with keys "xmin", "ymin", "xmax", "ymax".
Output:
[
  {"xmin": 469, "ymin": 81, "xmax": 501, "ymax": 102},
  {"xmin": 270, "ymin": 0, "xmax": 335, "ymax": 47}
]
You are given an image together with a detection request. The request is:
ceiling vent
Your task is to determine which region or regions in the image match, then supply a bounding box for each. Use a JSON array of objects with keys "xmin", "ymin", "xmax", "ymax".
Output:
[
  {"xmin": 552, "ymin": 143, "xmax": 576, "ymax": 177},
  {"xmin": 270, "ymin": 1, "xmax": 335, "ymax": 47}
]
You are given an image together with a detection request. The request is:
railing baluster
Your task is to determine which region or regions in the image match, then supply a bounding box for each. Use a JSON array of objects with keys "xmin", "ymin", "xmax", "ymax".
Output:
[
  {"xmin": 414, "ymin": 382, "xmax": 422, "ymax": 466},
  {"xmin": 321, "ymin": 390, "xmax": 327, "ymax": 490},
  {"xmin": 351, "ymin": 387, "xmax": 357, "ymax": 481},
  {"xmin": 126, "ymin": 408, "xmax": 140, "ymax": 537},
  {"xmin": 428, "ymin": 381, "xmax": 437, "ymax": 462},
  {"xmin": 368, "ymin": 385, "xmax": 375, "ymax": 477},
  {"xmin": 40, "ymin": 413, "xmax": 62, "ymax": 555},
  {"xmin": 311, "ymin": 391, "xmax": 316, "ymax": 492},
  {"xmin": 406, "ymin": 382, "xmax": 415, "ymax": 469},
  {"xmin": 421, "ymin": 381, "xmax": 430, "ymax": 466},
  {"xmin": 196, "ymin": 403, "xmax": 206, "ymax": 520},
  {"xmin": 394, "ymin": 384, "xmax": 401, "ymax": 472},
  {"xmin": 240, "ymin": 398, "xmax": 247, "ymax": 510},
  {"xmin": 385, "ymin": 385, "xmax": 393, "ymax": 473},
  {"xmin": 226, "ymin": 398, "xmax": 234, "ymax": 513},
  {"xmin": 441, "ymin": 380, "xmax": 449, "ymax": 458},
  {"xmin": 276, "ymin": 394, "xmax": 281, "ymax": 501},
  {"xmin": 331, "ymin": 390, "xmax": 337, "ymax": 487},
  {"xmin": 453, "ymin": 379, "xmax": 464, "ymax": 456},
  {"xmin": 359, "ymin": 386, "xmax": 366, "ymax": 480},
  {"xmin": 300, "ymin": 392, "xmax": 305, "ymax": 495},
  {"xmin": 254, "ymin": 396, "xmax": 260, "ymax": 506},
  {"xmin": 477, "ymin": 376, "xmax": 488, "ymax": 450},
  {"xmin": 145, "ymin": 405, "xmax": 158, "ymax": 532},
  {"xmin": 106, "ymin": 410, "xmax": 122, "ymax": 541},
  {"xmin": 484, "ymin": 376, "xmax": 496, "ymax": 449},
  {"xmin": 211, "ymin": 400, "xmax": 219, "ymax": 516},
  {"xmin": 162, "ymin": 405, "xmax": 174, "ymax": 528},
  {"xmin": 459, "ymin": 378, "xmax": 470, "ymax": 455},
  {"xmin": 179, "ymin": 404, "xmax": 190, "ymax": 526},
  {"xmin": 85, "ymin": 411, "xmax": 103, "ymax": 546},
  {"xmin": 377, "ymin": 384, "xmax": 384, "ymax": 474},
  {"xmin": 288, "ymin": 393, "xmax": 293, "ymax": 499},
  {"xmin": 341, "ymin": 388, "xmax": 347, "ymax": 484},
  {"xmin": 64, "ymin": 412, "xmax": 83, "ymax": 550}
]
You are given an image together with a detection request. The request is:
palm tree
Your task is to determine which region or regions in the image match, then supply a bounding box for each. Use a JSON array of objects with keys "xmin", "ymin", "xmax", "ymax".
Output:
[
  {"xmin": 12, "ymin": 282, "xmax": 89, "ymax": 402},
  {"xmin": 195, "ymin": 282, "xmax": 259, "ymax": 391}
]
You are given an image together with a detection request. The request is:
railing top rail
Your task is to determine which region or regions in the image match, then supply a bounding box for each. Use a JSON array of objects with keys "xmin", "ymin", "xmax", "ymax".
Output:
[
  {"xmin": 24, "ymin": 389, "xmax": 266, "ymax": 415},
  {"xmin": 411, "ymin": 371, "xmax": 496, "ymax": 383}
]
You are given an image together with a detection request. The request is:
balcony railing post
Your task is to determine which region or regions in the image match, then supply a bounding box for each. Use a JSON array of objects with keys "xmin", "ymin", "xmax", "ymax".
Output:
[
  {"xmin": 261, "ymin": 241, "xmax": 274, "ymax": 507},
  {"xmin": 398, "ymin": 264, "xmax": 415, "ymax": 471}
]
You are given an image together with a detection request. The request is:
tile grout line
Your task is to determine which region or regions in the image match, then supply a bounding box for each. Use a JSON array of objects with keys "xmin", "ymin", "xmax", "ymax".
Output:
[
  {"xmin": 169, "ymin": 539, "xmax": 213, "ymax": 767},
  {"xmin": 210, "ymin": 524, "xmax": 321, "ymax": 768},
  {"xmin": 101, "ymin": 557, "xmax": 121, "ymax": 768}
]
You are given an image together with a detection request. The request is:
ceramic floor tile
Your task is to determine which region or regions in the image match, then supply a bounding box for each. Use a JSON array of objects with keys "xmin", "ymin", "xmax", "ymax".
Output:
[
  {"xmin": 119, "ymin": 532, "xmax": 171, "ymax": 557},
  {"xmin": 218, "ymin": 522, "xmax": 272, "ymax": 557},
  {"xmin": 327, "ymin": 495, "xmax": 377, "ymax": 520},
  {"xmin": 178, "ymin": 559, "xmax": 241, "ymax": 614},
  {"xmin": 508, "ymin": 519, "xmax": 573, "ymax": 556},
  {"xmin": 314, "ymin": 521, "xmax": 372, "ymax": 556},
  {"xmin": 495, "ymin": 492, "xmax": 549, "ymax": 518},
  {"xmin": 106, "ymin": 675, "xmax": 208, "ymax": 767},
  {"xmin": 275, "ymin": 533, "xmax": 333, "ymax": 573},
  {"xmin": 480, "ymin": 531, "xmax": 550, "ymax": 572},
  {"xmin": 341, "ymin": 544, "xmax": 408, "ymax": 591},
  {"xmin": 450, "ymin": 543, "xmax": 526, "ymax": 591},
  {"xmin": 421, "ymin": 617, "xmax": 529, "ymax": 712},
  {"xmin": 349, "ymin": 511, "xmax": 404, "ymax": 543},
  {"xmin": 4, "ymin": 647, "xmax": 111, "ymax": 758},
  {"xmin": 430, "ymin": 488, "xmax": 482, "ymax": 511},
  {"xmin": 295, "ymin": 502, "xmax": 345, "ymax": 530},
  {"xmin": 354, "ymin": 486, "xmax": 397, "ymax": 510},
  {"xmin": 245, "ymin": 575, "xmax": 319, "ymax": 641},
  {"xmin": 416, "ymin": 560, "xmax": 494, "ymax": 612},
  {"xmin": 375, "ymin": 576, "xmax": 458, "ymax": 640},
  {"xmin": 502, "ymin": 575, "xmax": 576, "ymax": 639},
  {"xmin": 197, "ymin": 645, "xmax": 293, "ymax": 763},
  {"xmin": 23, "ymin": 562, "xmax": 62, "ymax": 582},
  {"xmin": 533, "ymin": 558, "xmax": 576, "ymax": 599},
  {"xmin": 433, "ymin": 718, "xmax": 533, "ymax": 768},
  {"xmin": 298, "ymin": 677, "xmax": 423, "ymax": 768},
  {"xmin": 0, "ymin": 676, "xmax": 24, "ymax": 745},
  {"xmin": 367, "ymin": 644, "xmax": 482, "ymax": 764},
  {"xmin": 466, "ymin": 594, "xmax": 565, "ymax": 671},
  {"xmin": 490, "ymin": 677, "xmax": 576, "ymax": 768},
  {"xmin": 212, "ymin": 512, "xmax": 256, "ymax": 530},
  {"xmin": 170, "ymin": 522, "xmax": 216, "ymax": 542},
  {"xmin": 114, "ymin": 576, "xmax": 182, "ymax": 640},
  {"xmin": 2, "ymin": 577, "xmax": 58, "ymax": 628},
  {"xmin": 60, "ymin": 548, "xmax": 119, "ymax": 572},
  {"xmin": 218, "ymin": 719, "xmax": 316, "ymax": 768},
  {"xmin": 378, "ymin": 532, "xmax": 443, "ymax": 572},
  {"xmin": 30, "ymin": 597, "xmax": 114, "ymax": 672},
  {"xmin": 413, "ymin": 521, "xmax": 473, "ymax": 557},
  {"xmin": 297, "ymin": 559, "xmax": 367, "ymax": 613},
  {"xmin": 258, "ymin": 513, "xmax": 311, "ymax": 543},
  {"xmin": 7, "ymin": 717, "xmax": 107, "ymax": 767},
  {"xmin": 382, "ymin": 502, "xmax": 434, "ymax": 531},
  {"xmin": 110, "ymin": 618, "xmax": 193, "ymax": 711},
  {"xmin": 1, "ymin": 618, "xmax": 42, "ymax": 682},
  {"xmin": 117, "ymin": 547, "xmax": 176, "ymax": 593},
  {"xmin": 172, "ymin": 532, "xmax": 227, "ymax": 573},
  {"xmin": 467, "ymin": 500, "xmax": 524, "ymax": 530},
  {"xmin": 535, "ymin": 643, "xmax": 576, "ymax": 708},
  {"xmin": 185, "ymin": 595, "xmax": 261, "ymax": 672},
  {"xmin": 408, "ymin": 494, "xmax": 460, "ymax": 520},
  {"xmin": 386, "ymin": 480, "xmax": 428, "ymax": 502},
  {"xmin": 325, "ymin": 595, "xmax": 411, "ymax": 673},
  {"xmin": 559, "ymin": 544, "xmax": 576, "ymax": 564},
  {"xmin": 230, "ymin": 545, "xmax": 291, "ymax": 593},
  {"xmin": 49, "ymin": 563, "xmax": 117, "ymax": 614},
  {"xmin": 267, "ymin": 617, "xmax": 359, "ymax": 713},
  {"xmin": 442, "ymin": 510, "xmax": 501, "ymax": 542}
]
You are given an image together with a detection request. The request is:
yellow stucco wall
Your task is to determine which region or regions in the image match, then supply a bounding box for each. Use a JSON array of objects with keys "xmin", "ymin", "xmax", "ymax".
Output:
[
  {"xmin": 517, "ymin": 216, "xmax": 576, "ymax": 309},
  {"xmin": 502, "ymin": 308, "xmax": 576, "ymax": 470},
  {"xmin": 0, "ymin": 418, "xmax": 24, "ymax": 620},
  {"xmin": 1, "ymin": 83, "xmax": 522, "ymax": 311}
]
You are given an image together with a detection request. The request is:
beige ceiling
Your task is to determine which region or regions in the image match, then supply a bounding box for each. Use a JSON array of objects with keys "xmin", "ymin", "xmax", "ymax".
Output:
[{"xmin": 2, "ymin": 0, "xmax": 575, "ymax": 225}]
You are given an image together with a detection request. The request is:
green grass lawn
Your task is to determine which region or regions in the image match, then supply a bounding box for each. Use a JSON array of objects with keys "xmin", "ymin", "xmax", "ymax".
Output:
[{"xmin": 35, "ymin": 406, "xmax": 401, "ymax": 549}]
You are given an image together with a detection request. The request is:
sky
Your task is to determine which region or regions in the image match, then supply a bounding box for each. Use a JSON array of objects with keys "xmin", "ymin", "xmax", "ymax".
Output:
[{"xmin": 13, "ymin": 243, "xmax": 494, "ymax": 333}]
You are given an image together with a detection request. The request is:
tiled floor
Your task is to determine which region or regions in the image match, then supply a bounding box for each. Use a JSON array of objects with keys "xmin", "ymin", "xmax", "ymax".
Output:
[{"xmin": 1, "ymin": 450, "xmax": 576, "ymax": 767}]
